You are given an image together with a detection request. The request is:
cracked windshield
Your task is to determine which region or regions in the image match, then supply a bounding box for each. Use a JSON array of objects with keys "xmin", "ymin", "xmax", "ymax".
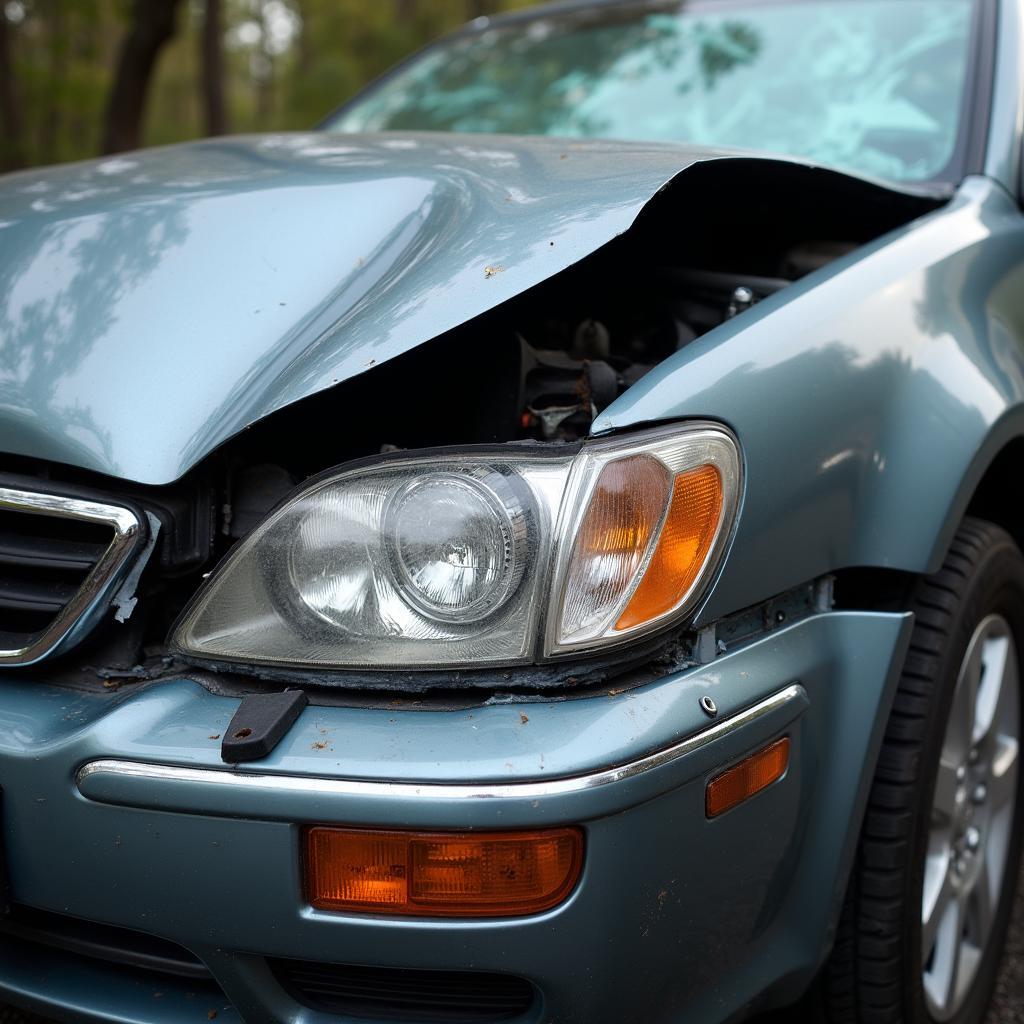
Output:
[{"xmin": 331, "ymin": 0, "xmax": 973, "ymax": 183}]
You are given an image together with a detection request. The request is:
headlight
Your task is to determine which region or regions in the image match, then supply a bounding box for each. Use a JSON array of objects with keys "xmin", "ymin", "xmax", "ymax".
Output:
[{"xmin": 171, "ymin": 424, "xmax": 740, "ymax": 671}]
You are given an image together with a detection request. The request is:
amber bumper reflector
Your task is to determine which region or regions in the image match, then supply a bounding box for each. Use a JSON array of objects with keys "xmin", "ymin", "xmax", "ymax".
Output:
[
  {"xmin": 706, "ymin": 737, "xmax": 790, "ymax": 818},
  {"xmin": 305, "ymin": 827, "xmax": 583, "ymax": 917}
]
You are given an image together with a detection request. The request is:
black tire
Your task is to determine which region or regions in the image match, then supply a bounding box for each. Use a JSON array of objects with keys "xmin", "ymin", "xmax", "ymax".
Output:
[{"xmin": 824, "ymin": 517, "xmax": 1024, "ymax": 1024}]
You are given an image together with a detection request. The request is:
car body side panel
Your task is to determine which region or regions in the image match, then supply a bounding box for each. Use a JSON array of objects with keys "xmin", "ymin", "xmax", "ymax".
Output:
[{"xmin": 595, "ymin": 175, "xmax": 1024, "ymax": 624}]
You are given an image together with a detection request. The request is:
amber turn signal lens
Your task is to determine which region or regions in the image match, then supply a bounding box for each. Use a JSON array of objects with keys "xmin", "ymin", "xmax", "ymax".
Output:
[
  {"xmin": 616, "ymin": 464, "xmax": 723, "ymax": 631},
  {"xmin": 305, "ymin": 827, "xmax": 583, "ymax": 917},
  {"xmin": 559, "ymin": 455, "xmax": 671, "ymax": 643},
  {"xmin": 706, "ymin": 737, "xmax": 790, "ymax": 818}
]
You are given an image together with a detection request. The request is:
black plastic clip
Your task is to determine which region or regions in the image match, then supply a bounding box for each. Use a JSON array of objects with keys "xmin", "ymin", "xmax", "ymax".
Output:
[{"xmin": 221, "ymin": 689, "xmax": 309, "ymax": 764}]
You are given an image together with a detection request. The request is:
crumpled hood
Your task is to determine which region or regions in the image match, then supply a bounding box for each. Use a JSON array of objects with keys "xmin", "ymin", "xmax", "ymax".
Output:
[{"xmin": 0, "ymin": 131, "xmax": 873, "ymax": 484}]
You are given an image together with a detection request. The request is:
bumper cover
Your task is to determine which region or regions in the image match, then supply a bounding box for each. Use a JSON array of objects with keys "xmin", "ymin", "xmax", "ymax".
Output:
[{"xmin": 0, "ymin": 610, "xmax": 911, "ymax": 1024}]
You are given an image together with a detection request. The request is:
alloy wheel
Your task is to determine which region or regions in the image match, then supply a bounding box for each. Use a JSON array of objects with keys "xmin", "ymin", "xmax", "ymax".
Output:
[{"xmin": 921, "ymin": 614, "xmax": 1021, "ymax": 1020}]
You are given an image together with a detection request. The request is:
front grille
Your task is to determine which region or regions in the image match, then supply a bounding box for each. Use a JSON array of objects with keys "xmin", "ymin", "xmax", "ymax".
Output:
[
  {"xmin": 0, "ymin": 903, "xmax": 210, "ymax": 980},
  {"xmin": 0, "ymin": 486, "xmax": 142, "ymax": 664},
  {"xmin": 271, "ymin": 958, "xmax": 536, "ymax": 1022},
  {"xmin": 0, "ymin": 510, "xmax": 114, "ymax": 634}
]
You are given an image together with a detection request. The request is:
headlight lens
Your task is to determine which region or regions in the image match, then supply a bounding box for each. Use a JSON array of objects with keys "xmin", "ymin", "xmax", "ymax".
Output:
[{"xmin": 171, "ymin": 424, "xmax": 740, "ymax": 671}]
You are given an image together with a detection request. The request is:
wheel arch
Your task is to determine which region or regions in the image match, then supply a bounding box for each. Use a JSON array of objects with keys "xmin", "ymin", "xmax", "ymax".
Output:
[{"xmin": 942, "ymin": 415, "xmax": 1024, "ymax": 570}]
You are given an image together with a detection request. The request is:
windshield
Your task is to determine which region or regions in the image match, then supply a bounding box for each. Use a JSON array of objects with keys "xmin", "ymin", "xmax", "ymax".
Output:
[{"xmin": 328, "ymin": 0, "xmax": 976, "ymax": 184}]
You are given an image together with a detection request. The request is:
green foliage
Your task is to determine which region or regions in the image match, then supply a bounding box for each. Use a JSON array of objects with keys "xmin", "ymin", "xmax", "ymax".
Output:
[
  {"xmin": 3, "ymin": 0, "xmax": 537, "ymax": 167},
  {"xmin": 4, "ymin": 0, "xmax": 128, "ymax": 165}
]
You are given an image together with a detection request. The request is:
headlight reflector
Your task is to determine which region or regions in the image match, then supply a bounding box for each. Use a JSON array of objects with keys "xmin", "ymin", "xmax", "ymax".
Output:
[{"xmin": 384, "ymin": 473, "xmax": 526, "ymax": 624}]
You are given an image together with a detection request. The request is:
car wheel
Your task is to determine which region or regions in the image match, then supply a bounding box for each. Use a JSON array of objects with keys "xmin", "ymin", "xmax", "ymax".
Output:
[{"xmin": 825, "ymin": 517, "xmax": 1024, "ymax": 1024}]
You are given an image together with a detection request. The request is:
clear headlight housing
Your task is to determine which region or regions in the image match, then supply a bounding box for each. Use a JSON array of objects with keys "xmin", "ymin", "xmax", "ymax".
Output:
[{"xmin": 171, "ymin": 424, "xmax": 740, "ymax": 670}]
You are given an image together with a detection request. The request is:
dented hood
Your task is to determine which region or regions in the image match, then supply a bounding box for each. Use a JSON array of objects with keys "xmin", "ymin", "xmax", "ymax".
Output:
[{"xmin": 0, "ymin": 131, "xmax": 877, "ymax": 484}]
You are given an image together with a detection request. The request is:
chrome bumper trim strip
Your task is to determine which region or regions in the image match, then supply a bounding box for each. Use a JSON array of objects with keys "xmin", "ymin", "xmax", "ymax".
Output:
[{"xmin": 77, "ymin": 683, "xmax": 804, "ymax": 804}]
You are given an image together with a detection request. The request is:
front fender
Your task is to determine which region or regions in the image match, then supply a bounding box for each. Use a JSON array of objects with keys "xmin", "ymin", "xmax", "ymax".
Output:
[{"xmin": 595, "ymin": 175, "xmax": 1024, "ymax": 624}]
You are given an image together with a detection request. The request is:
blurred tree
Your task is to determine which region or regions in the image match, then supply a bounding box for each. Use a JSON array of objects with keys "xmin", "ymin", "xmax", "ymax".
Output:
[
  {"xmin": 0, "ymin": 10, "xmax": 25, "ymax": 169},
  {"xmin": 38, "ymin": 0, "xmax": 67, "ymax": 164},
  {"xmin": 202, "ymin": 0, "xmax": 229, "ymax": 134},
  {"xmin": 254, "ymin": 1, "xmax": 274, "ymax": 123},
  {"xmin": 2, "ymin": 0, "xmax": 539, "ymax": 169},
  {"xmin": 102, "ymin": 0, "xmax": 184, "ymax": 152}
]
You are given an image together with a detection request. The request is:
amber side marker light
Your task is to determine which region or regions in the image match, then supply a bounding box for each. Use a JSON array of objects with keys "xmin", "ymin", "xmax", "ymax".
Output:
[
  {"xmin": 304, "ymin": 827, "xmax": 584, "ymax": 918},
  {"xmin": 706, "ymin": 737, "xmax": 790, "ymax": 819}
]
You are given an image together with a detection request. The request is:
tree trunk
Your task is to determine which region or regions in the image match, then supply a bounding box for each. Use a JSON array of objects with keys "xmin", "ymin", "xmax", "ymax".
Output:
[
  {"xmin": 201, "ymin": 0, "xmax": 228, "ymax": 136},
  {"xmin": 254, "ymin": 1, "xmax": 274, "ymax": 127},
  {"xmin": 39, "ymin": 3, "xmax": 66, "ymax": 166},
  {"xmin": 294, "ymin": 0, "xmax": 313, "ymax": 75},
  {"xmin": 102, "ymin": 0, "xmax": 183, "ymax": 154},
  {"xmin": 0, "ymin": 13, "xmax": 25, "ymax": 170},
  {"xmin": 396, "ymin": 0, "xmax": 417, "ymax": 21}
]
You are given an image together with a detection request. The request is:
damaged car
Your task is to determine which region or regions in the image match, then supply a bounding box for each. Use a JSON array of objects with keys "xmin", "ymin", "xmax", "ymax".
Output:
[{"xmin": 1, "ymin": 0, "xmax": 1023, "ymax": 1022}]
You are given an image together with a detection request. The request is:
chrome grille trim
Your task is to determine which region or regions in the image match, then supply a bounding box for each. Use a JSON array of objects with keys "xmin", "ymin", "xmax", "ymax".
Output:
[{"xmin": 0, "ymin": 487, "xmax": 142, "ymax": 666}]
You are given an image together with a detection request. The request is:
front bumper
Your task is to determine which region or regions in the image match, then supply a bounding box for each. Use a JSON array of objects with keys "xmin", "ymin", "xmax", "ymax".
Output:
[{"xmin": 0, "ymin": 610, "xmax": 911, "ymax": 1024}]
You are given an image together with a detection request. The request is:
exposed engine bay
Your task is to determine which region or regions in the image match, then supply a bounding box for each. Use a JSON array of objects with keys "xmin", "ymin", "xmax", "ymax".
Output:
[{"xmin": 508, "ymin": 246, "xmax": 851, "ymax": 444}]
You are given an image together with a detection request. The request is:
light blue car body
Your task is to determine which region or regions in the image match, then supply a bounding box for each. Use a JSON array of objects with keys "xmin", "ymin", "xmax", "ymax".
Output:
[{"xmin": 0, "ymin": 0, "xmax": 1023, "ymax": 1021}]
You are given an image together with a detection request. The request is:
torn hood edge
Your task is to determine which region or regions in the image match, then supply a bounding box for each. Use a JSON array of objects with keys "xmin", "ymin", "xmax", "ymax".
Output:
[{"xmin": 0, "ymin": 131, "xmax": 945, "ymax": 485}]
